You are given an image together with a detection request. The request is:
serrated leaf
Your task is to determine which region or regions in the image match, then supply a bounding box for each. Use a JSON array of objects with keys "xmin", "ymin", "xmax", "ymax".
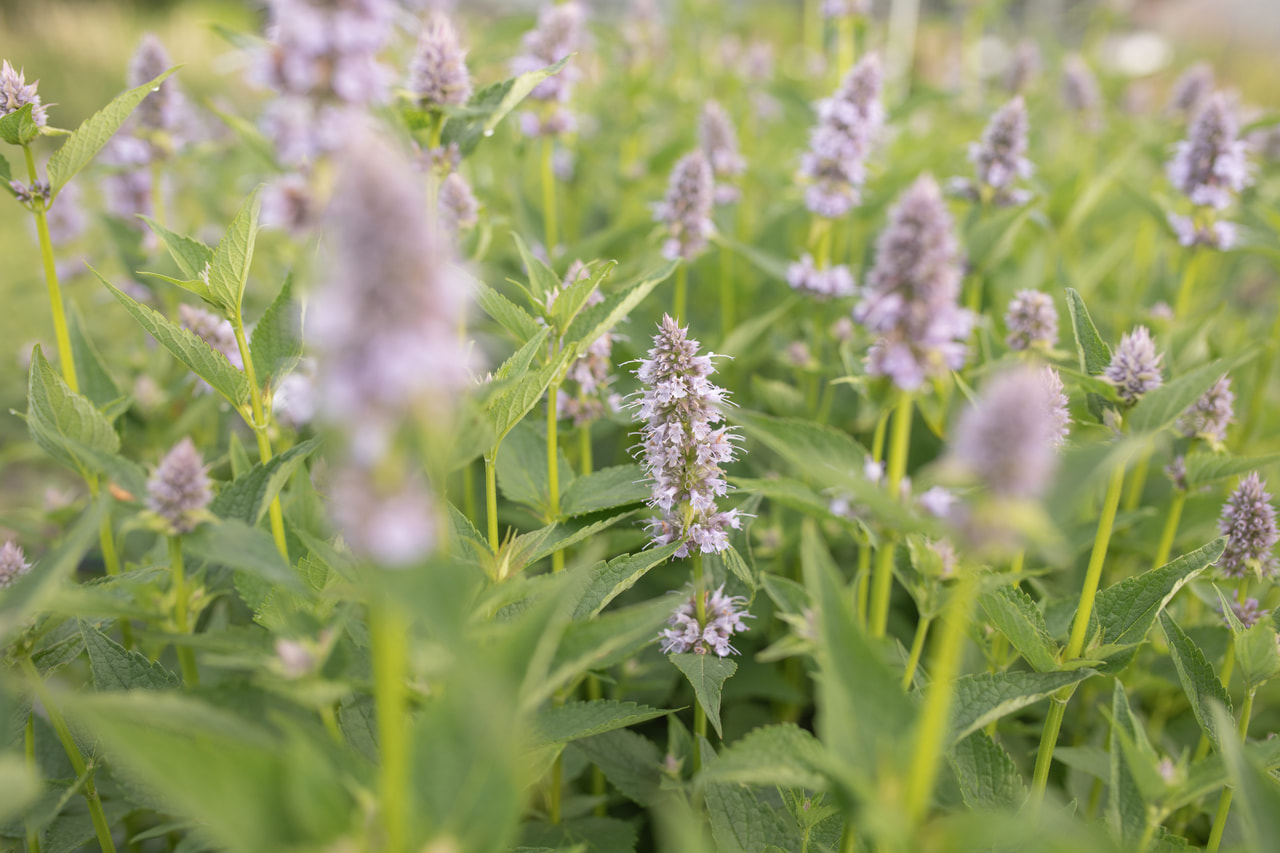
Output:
[
  {"xmin": 184, "ymin": 519, "xmax": 305, "ymax": 593},
  {"xmin": 67, "ymin": 306, "xmax": 121, "ymax": 409},
  {"xmin": 705, "ymin": 782, "xmax": 802, "ymax": 853},
  {"xmin": 570, "ymin": 728, "xmax": 663, "ymax": 807},
  {"xmin": 80, "ymin": 620, "xmax": 181, "ymax": 690},
  {"xmin": 521, "ymin": 816, "xmax": 636, "ymax": 853},
  {"xmin": 560, "ymin": 464, "xmax": 649, "ymax": 516},
  {"xmin": 562, "ymin": 260, "xmax": 677, "ymax": 351},
  {"xmin": 949, "ymin": 670, "xmax": 1092, "ymax": 744},
  {"xmin": 1093, "ymin": 538, "xmax": 1224, "ymax": 664},
  {"xmin": 140, "ymin": 216, "xmax": 215, "ymax": 280},
  {"xmin": 1064, "ymin": 287, "xmax": 1112, "ymax": 421},
  {"xmin": 249, "ymin": 275, "xmax": 302, "ymax": 387},
  {"xmin": 210, "ymin": 439, "xmax": 319, "ymax": 525},
  {"xmin": 523, "ymin": 512, "xmax": 631, "ymax": 567},
  {"xmin": 1110, "ymin": 681, "xmax": 1156, "ymax": 848},
  {"xmin": 0, "ymin": 102, "xmax": 39, "ymax": 145},
  {"xmin": 1166, "ymin": 738, "xmax": 1280, "ymax": 811},
  {"xmin": 27, "ymin": 345, "xmax": 119, "ymax": 476},
  {"xmin": 205, "ymin": 190, "xmax": 260, "ymax": 313},
  {"xmin": 669, "ymin": 653, "xmax": 737, "ymax": 739},
  {"xmin": 92, "ymin": 266, "xmax": 251, "ymax": 406},
  {"xmin": 573, "ymin": 543, "xmax": 681, "ymax": 620},
  {"xmin": 474, "ymin": 276, "xmax": 542, "ymax": 343},
  {"xmin": 719, "ymin": 545, "xmax": 756, "ymax": 590},
  {"xmin": 951, "ymin": 730, "xmax": 1027, "ymax": 811},
  {"xmin": 981, "ymin": 585, "xmax": 1058, "ymax": 672},
  {"xmin": 0, "ymin": 499, "xmax": 107, "ymax": 645},
  {"xmin": 1128, "ymin": 360, "xmax": 1227, "ymax": 434},
  {"xmin": 487, "ymin": 347, "xmax": 576, "ymax": 448},
  {"xmin": 533, "ymin": 700, "xmax": 670, "ymax": 744},
  {"xmin": 48, "ymin": 68, "xmax": 178, "ymax": 193},
  {"xmin": 1160, "ymin": 611, "xmax": 1232, "ymax": 747},
  {"xmin": 550, "ymin": 260, "xmax": 616, "ymax": 333},
  {"xmin": 1213, "ymin": 702, "xmax": 1280, "ymax": 853},
  {"xmin": 1235, "ymin": 620, "xmax": 1280, "ymax": 690},
  {"xmin": 698, "ymin": 723, "xmax": 828, "ymax": 789},
  {"xmin": 496, "ymin": 421, "xmax": 572, "ymax": 515},
  {"xmin": 1185, "ymin": 452, "xmax": 1280, "ymax": 489},
  {"xmin": 439, "ymin": 56, "xmax": 570, "ymax": 157},
  {"xmin": 511, "ymin": 232, "xmax": 562, "ymax": 310}
]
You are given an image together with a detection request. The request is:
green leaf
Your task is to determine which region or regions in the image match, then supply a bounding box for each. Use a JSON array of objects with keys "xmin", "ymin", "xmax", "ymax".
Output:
[
  {"xmin": 474, "ymin": 276, "xmax": 542, "ymax": 343},
  {"xmin": 67, "ymin": 306, "xmax": 122, "ymax": 411},
  {"xmin": 1064, "ymin": 287, "xmax": 1112, "ymax": 422},
  {"xmin": 720, "ymin": 294, "xmax": 799, "ymax": 360},
  {"xmin": 47, "ymin": 68, "xmax": 178, "ymax": 193},
  {"xmin": 669, "ymin": 653, "xmax": 737, "ymax": 739},
  {"xmin": 562, "ymin": 260, "xmax": 678, "ymax": 351},
  {"xmin": 0, "ymin": 499, "xmax": 107, "ymax": 645},
  {"xmin": 532, "ymin": 700, "xmax": 671, "ymax": 744},
  {"xmin": 560, "ymin": 465, "xmax": 649, "ymax": 517},
  {"xmin": 496, "ymin": 421, "xmax": 573, "ymax": 515},
  {"xmin": 735, "ymin": 410, "xmax": 867, "ymax": 473},
  {"xmin": 1160, "ymin": 612, "xmax": 1232, "ymax": 747},
  {"xmin": 550, "ymin": 260, "xmax": 617, "ymax": 333},
  {"xmin": 1213, "ymin": 702, "xmax": 1280, "ymax": 852},
  {"xmin": 249, "ymin": 275, "xmax": 302, "ymax": 387},
  {"xmin": 698, "ymin": 723, "xmax": 828, "ymax": 790},
  {"xmin": 569, "ymin": 729, "xmax": 663, "ymax": 807},
  {"xmin": 1110, "ymin": 681, "xmax": 1158, "ymax": 848},
  {"xmin": 511, "ymin": 231, "xmax": 563, "ymax": 310},
  {"xmin": 26, "ymin": 345, "xmax": 119, "ymax": 477},
  {"xmin": 1092, "ymin": 538, "xmax": 1224, "ymax": 668},
  {"xmin": 981, "ymin": 585, "xmax": 1058, "ymax": 672},
  {"xmin": 949, "ymin": 670, "xmax": 1092, "ymax": 744},
  {"xmin": 0, "ymin": 755, "xmax": 41, "ymax": 825},
  {"xmin": 140, "ymin": 216, "xmax": 215, "ymax": 280},
  {"xmin": 1185, "ymin": 452, "xmax": 1280, "ymax": 489},
  {"xmin": 705, "ymin": 782, "xmax": 802, "ymax": 853},
  {"xmin": 1235, "ymin": 620, "xmax": 1280, "ymax": 690},
  {"xmin": 205, "ymin": 190, "xmax": 260, "ymax": 313},
  {"xmin": 0, "ymin": 152, "xmax": 10, "ymax": 184},
  {"xmin": 950, "ymin": 730, "xmax": 1027, "ymax": 811},
  {"xmin": 184, "ymin": 519, "xmax": 305, "ymax": 593},
  {"xmin": 92, "ymin": 266, "xmax": 251, "ymax": 407},
  {"xmin": 487, "ymin": 347, "xmax": 576, "ymax": 449},
  {"xmin": 1128, "ymin": 360, "xmax": 1227, "ymax": 434},
  {"xmin": 1166, "ymin": 738, "xmax": 1280, "ymax": 811},
  {"xmin": 439, "ymin": 56, "xmax": 570, "ymax": 157},
  {"xmin": 521, "ymin": 816, "xmax": 636, "ymax": 853},
  {"xmin": 539, "ymin": 597, "xmax": 674, "ymax": 708},
  {"xmin": 210, "ymin": 439, "xmax": 319, "ymax": 525},
  {"xmin": 80, "ymin": 620, "xmax": 181, "ymax": 690},
  {"xmin": 572, "ymin": 543, "xmax": 681, "ymax": 620},
  {"xmin": 0, "ymin": 102, "xmax": 40, "ymax": 145}
]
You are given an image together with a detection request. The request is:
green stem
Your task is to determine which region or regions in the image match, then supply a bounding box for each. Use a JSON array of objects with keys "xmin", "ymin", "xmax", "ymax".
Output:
[
  {"xmin": 541, "ymin": 135, "xmax": 557, "ymax": 254},
  {"xmin": 838, "ymin": 821, "xmax": 856, "ymax": 853},
  {"xmin": 21, "ymin": 658, "xmax": 117, "ymax": 853},
  {"xmin": 904, "ymin": 572, "xmax": 978, "ymax": 822},
  {"xmin": 549, "ymin": 755, "xmax": 563, "ymax": 824},
  {"xmin": 371, "ymin": 597, "xmax": 409, "ymax": 853},
  {"xmin": 548, "ymin": 382, "xmax": 564, "ymax": 574},
  {"xmin": 150, "ymin": 159, "xmax": 166, "ymax": 230},
  {"xmin": 870, "ymin": 392, "xmax": 913, "ymax": 639},
  {"xmin": 719, "ymin": 240, "xmax": 734, "ymax": 341},
  {"xmin": 168, "ymin": 536, "xmax": 199, "ymax": 687},
  {"xmin": 1174, "ymin": 248, "xmax": 1201, "ymax": 319},
  {"xmin": 901, "ymin": 614, "xmax": 932, "ymax": 690},
  {"xmin": 462, "ymin": 462, "xmax": 477, "ymax": 531},
  {"xmin": 1207, "ymin": 688, "xmax": 1255, "ymax": 852},
  {"xmin": 1123, "ymin": 449, "xmax": 1151, "ymax": 513},
  {"xmin": 25, "ymin": 712, "xmax": 40, "ymax": 853},
  {"xmin": 1195, "ymin": 641, "xmax": 1236, "ymax": 763},
  {"xmin": 231, "ymin": 317, "xmax": 289, "ymax": 560},
  {"xmin": 485, "ymin": 452, "xmax": 499, "ymax": 553},
  {"xmin": 1136, "ymin": 816, "xmax": 1158, "ymax": 853},
  {"xmin": 1031, "ymin": 461, "xmax": 1126, "ymax": 800},
  {"xmin": 855, "ymin": 538, "xmax": 872, "ymax": 628},
  {"xmin": 587, "ymin": 675, "xmax": 607, "ymax": 816},
  {"xmin": 692, "ymin": 552, "xmax": 708, "ymax": 771},
  {"xmin": 25, "ymin": 144, "xmax": 76, "ymax": 391},
  {"xmin": 1153, "ymin": 490, "xmax": 1186, "ymax": 570},
  {"xmin": 579, "ymin": 423, "xmax": 593, "ymax": 476},
  {"xmin": 836, "ymin": 16, "xmax": 856, "ymax": 77},
  {"xmin": 674, "ymin": 263, "xmax": 688, "ymax": 321}
]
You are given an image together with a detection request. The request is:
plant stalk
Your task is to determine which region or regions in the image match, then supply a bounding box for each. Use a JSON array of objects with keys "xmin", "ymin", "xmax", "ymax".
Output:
[
  {"xmin": 25, "ymin": 144, "xmax": 77, "ymax": 391},
  {"xmin": 168, "ymin": 536, "xmax": 200, "ymax": 687},
  {"xmin": 231, "ymin": 317, "xmax": 289, "ymax": 560},
  {"xmin": 25, "ymin": 712, "xmax": 40, "ymax": 853},
  {"xmin": 371, "ymin": 597, "xmax": 409, "ymax": 853},
  {"xmin": 1153, "ymin": 490, "xmax": 1186, "ymax": 570},
  {"xmin": 674, "ymin": 263, "xmax": 688, "ymax": 321},
  {"xmin": 1207, "ymin": 688, "xmax": 1255, "ymax": 852},
  {"xmin": 901, "ymin": 614, "xmax": 932, "ymax": 690},
  {"xmin": 869, "ymin": 392, "xmax": 913, "ymax": 638},
  {"xmin": 548, "ymin": 381, "xmax": 564, "ymax": 573},
  {"xmin": 541, "ymin": 135, "xmax": 557, "ymax": 254},
  {"xmin": 485, "ymin": 452, "xmax": 499, "ymax": 553}
]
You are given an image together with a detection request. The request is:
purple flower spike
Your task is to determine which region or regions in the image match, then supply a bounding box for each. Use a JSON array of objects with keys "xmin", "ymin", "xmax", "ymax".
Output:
[
  {"xmin": 1005, "ymin": 289, "xmax": 1057, "ymax": 351},
  {"xmin": 799, "ymin": 54, "xmax": 883, "ymax": 218},
  {"xmin": 0, "ymin": 540, "xmax": 32, "ymax": 589},
  {"xmin": 147, "ymin": 438, "xmax": 212, "ymax": 535},
  {"xmin": 409, "ymin": 13, "xmax": 472, "ymax": 109},
  {"xmin": 1104, "ymin": 326, "xmax": 1163, "ymax": 405},
  {"xmin": 1219, "ymin": 473, "xmax": 1279, "ymax": 579},
  {"xmin": 654, "ymin": 151, "xmax": 715, "ymax": 261},
  {"xmin": 660, "ymin": 585, "xmax": 751, "ymax": 657},
  {"xmin": 1178, "ymin": 374, "xmax": 1233, "ymax": 445}
]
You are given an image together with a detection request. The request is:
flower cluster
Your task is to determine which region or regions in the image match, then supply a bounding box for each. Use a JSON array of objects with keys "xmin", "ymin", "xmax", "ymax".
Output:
[
  {"xmin": 128, "ymin": 35, "xmax": 191, "ymax": 143},
  {"xmin": 1166, "ymin": 62, "xmax": 1214, "ymax": 118},
  {"xmin": 439, "ymin": 172, "xmax": 479, "ymax": 234},
  {"xmin": 1061, "ymin": 56, "xmax": 1102, "ymax": 122},
  {"xmin": 633, "ymin": 315, "xmax": 743, "ymax": 557},
  {"xmin": 147, "ymin": 437, "xmax": 212, "ymax": 535},
  {"xmin": 952, "ymin": 97, "xmax": 1032, "ymax": 206},
  {"xmin": 512, "ymin": 1, "xmax": 586, "ymax": 137},
  {"xmin": 408, "ymin": 13, "xmax": 472, "ymax": 109},
  {"xmin": 1228, "ymin": 597, "xmax": 1267, "ymax": 629},
  {"xmin": 799, "ymin": 54, "xmax": 883, "ymax": 218},
  {"xmin": 654, "ymin": 151, "xmax": 715, "ymax": 261},
  {"xmin": 1104, "ymin": 326, "xmax": 1163, "ymax": 404},
  {"xmin": 1167, "ymin": 93, "xmax": 1250, "ymax": 249},
  {"xmin": 786, "ymin": 253, "xmax": 856, "ymax": 299},
  {"xmin": 699, "ymin": 101, "xmax": 746, "ymax": 205},
  {"xmin": 1003, "ymin": 40, "xmax": 1040, "ymax": 95},
  {"xmin": 855, "ymin": 174, "xmax": 972, "ymax": 390},
  {"xmin": 1005, "ymin": 289, "xmax": 1058, "ymax": 351},
  {"xmin": 556, "ymin": 263, "xmax": 621, "ymax": 427},
  {"xmin": 0, "ymin": 60, "xmax": 47, "ymax": 127},
  {"xmin": 1177, "ymin": 374, "xmax": 1233, "ymax": 445},
  {"xmin": 0, "ymin": 540, "xmax": 31, "ymax": 589},
  {"xmin": 1219, "ymin": 473, "xmax": 1279, "ymax": 579},
  {"xmin": 660, "ymin": 585, "xmax": 751, "ymax": 657}
]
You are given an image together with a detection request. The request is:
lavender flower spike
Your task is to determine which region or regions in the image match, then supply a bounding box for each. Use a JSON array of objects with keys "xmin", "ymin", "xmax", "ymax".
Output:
[
  {"xmin": 654, "ymin": 151, "xmax": 715, "ymax": 261},
  {"xmin": 128, "ymin": 35, "xmax": 187, "ymax": 138},
  {"xmin": 950, "ymin": 366, "xmax": 1062, "ymax": 500},
  {"xmin": 633, "ymin": 315, "xmax": 743, "ymax": 557},
  {"xmin": 1005, "ymin": 289, "xmax": 1058, "ymax": 351},
  {"xmin": 147, "ymin": 437, "xmax": 212, "ymax": 535},
  {"xmin": 1042, "ymin": 366, "xmax": 1071, "ymax": 448},
  {"xmin": 954, "ymin": 96, "xmax": 1033, "ymax": 206},
  {"xmin": 699, "ymin": 101, "xmax": 746, "ymax": 205},
  {"xmin": 439, "ymin": 172, "xmax": 479, "ymax": 233},
  {"xmin": 1228, "ymin": 597, "xmax": 1267, "ymax": 629},
  {"xmin": 660, "ymin": 585, "xmax": 751, "ymax": 657},
  {"xmin": 1168, "ymin": 93, "xmax": 1251, "ymax": 211},
  {"xmin": 787, "ymin": 254, "xmax": 856, "ymax": 299},
  {"xmin": 0, "ymin": 540, "xmax": 32, "ymax": 589},
  {"xmin": 1061, "ymin": 56, "xmax": 1102, "ymax": 119},
  {"xmin": 0, "ymin": 61, "xmax": 48, "ymax": 127},
  {"xmin": 1104, "ymin": 326, "xmax": 1163, "ymax": 405},
  {"xmin": 1178, "ymin": 374, "xmax": 1233, "ymax": 445},
  {"xmin": 1166, "ymin": 62, "xmax": 1214, "ymax": 118},
  {"xmin": 855, "ymin": 174, "xmax": 973, "ymax": 390},
  {"xmin": 409, "ymin": 13, "xmax": 472, "ymax": 109},
  {"xmin": 799, "ymin": 54, "xmax": 884, "ymax": 218},
  {"xmin": 1218, "ymin": 472, "xmax": 1279, "ymax": 579},
  {"xmin": 1004, "ymin": 40, "xmax": 1040, "ymax": 95}
]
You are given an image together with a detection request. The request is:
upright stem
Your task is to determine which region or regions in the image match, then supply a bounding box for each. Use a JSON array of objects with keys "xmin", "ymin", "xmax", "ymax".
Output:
[
  {"xmin": 836, "ymin": 16, "xmax": 856, "ymax": 78},
  {"xmin": 901, "ymin": 614, "xmax": 933, "ymax": 689},
  {"xmin": 674, "ymin": 263, "xmax": 688, "ymax": 321},
  {"xmin": 25, "ymin": 144, "xmax": 76, "ymax": 391},
  {"xmin": 541, "ymin": 135, "xmax": 558, "ymax": 254},
  {"xmin": 1031, "ymin": 462, "xmax": 1126, "ymax": 800},
  {"xmin": 579, "ymin": 423, "xmax": 593, "ymax": 476},
  {"xmin": 1207, "ymin": 688, "xmax": 1255, "ymax": 852},
  {"xmin": 232, "ymin": 317, "xmax": 289, "ymax": 560},
  {"xmin": 904, "ymin": 573, "xmax": 977, "ymax": 822},
  {"xmin": 692, "ymin": 552, "xmax": 707, "ymax": 771},
  {"xmin": 371, "ymin": 597, "xmax": 409, "ymax": 853},
  {"xmin": 587, "ymin": 675, "xmax": 607, "ymax": 815},
  {"xmin": 485, "ymin": 452, "xmax": 499, "ymax": 553},
  {"xmin": 168, "ymin": 536, "xmax": 199, "ymax": 687},
  {"xmin": 150, "ymin": 160, "xmax": 166, "ymax": 230},
  {"xmin": 1174, "ymin": 248, "xmax": 1202, "ymax": 319},
  {"xmin": 1153, "ymin": 490, "xmax": 1186, "ymax": 570},
  {"xmin": 1123, "ymin": 450, "xmax": 1151, "ymax": 513},
  {"xmin": 870, "ymin": 392, "xmax": 913, "ymax": 639},
  {"xmin": 548, "ymin": 382, "xmax": 564, "ymax": 574},
  {"xmin": 21, "ymin": 658, "xmax": 117, "ymax": 853},
  {"xmin": 25, "ymin": 712, "xmax": 40, "ymax": 853},
  {"xmin": 719, "ymin": 240, "xmax": 734, "ymax": 340}
]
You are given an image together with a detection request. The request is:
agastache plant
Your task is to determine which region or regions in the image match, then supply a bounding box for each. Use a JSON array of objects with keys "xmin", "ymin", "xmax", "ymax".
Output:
[
  {"xmin": 951, "ymin": 96, "xmax": 1032, "ymax": 206},
  {"xmin": 1178, "ymin": 374, "xmax": 1234, "ymax": 446},
  {"xmin": 409, "ymin": 13, "xmax": 472, "ymax": 110},
  {"xmin": 1218, "ymin": 472, "xmax": 1278, "ymax": 580},
  {"xmin": 1004, "ymin": 289, "xmax": 1058, "ymax": 351},
  {"xmin": 699, "ymin": 100, "xmax": 746, "ymax": 205},
  {"xmin": 798, "ymin": 54, "xmax": 883, "ymax": 219},
  {"xmin": 1166, "ymin": 61, "xmax": 1214, "ymax": 118},
  {"xmin": 660, "ymin": 585, "xmax": 751, "ymax": 657},
  {"xmin": 0, "ymin": 540, "xmax": 32, "ymax": 589},
  {"xmin": 512, "ymin": 1, "xmax": 586, "ymax": 138},
  {"xmin": 1166, "ymin": 92, "xmax": 1250, "ymax": 250},
  {"xmin": 1061, "ymin": 55, "xmax": 1102, "ymax": 125},
  {"xmin": 1003, "ymin": 39, "xmax": 1040, "ymax": 94},
  {"xmin": 1104, "ymin": 325, "xmax": 1164, "ymax": 405}
]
